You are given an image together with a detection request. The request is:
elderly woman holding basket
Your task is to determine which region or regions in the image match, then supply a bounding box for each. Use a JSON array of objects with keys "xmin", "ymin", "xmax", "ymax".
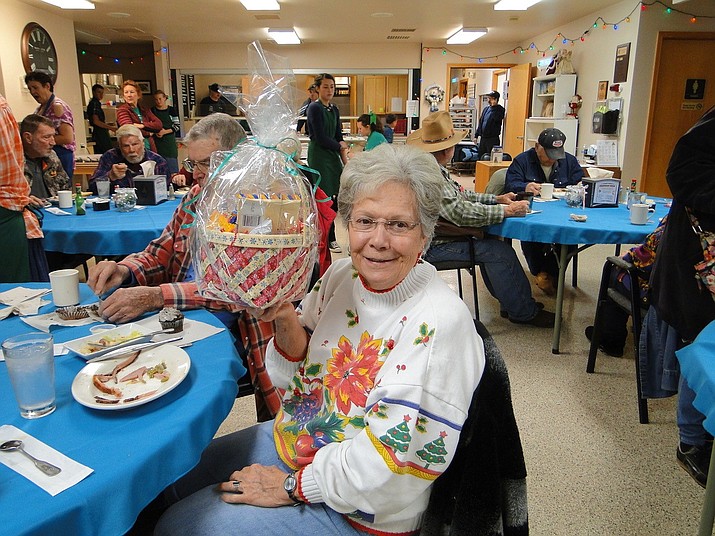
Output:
[{"xmin": 153, "ymin": 143, "xmax": 484, "ymax": 535}]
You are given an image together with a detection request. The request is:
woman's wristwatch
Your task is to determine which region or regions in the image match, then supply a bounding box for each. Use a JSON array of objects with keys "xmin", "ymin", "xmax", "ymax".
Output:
[{"xmin": 283, "ymin": 472, "xmax": 303, "ymax": 505}]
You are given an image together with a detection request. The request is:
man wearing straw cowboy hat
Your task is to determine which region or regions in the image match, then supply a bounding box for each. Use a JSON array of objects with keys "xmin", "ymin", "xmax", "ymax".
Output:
[{"xmin": 407, "ymin": 111, "xmax": 555, "ymax": 327}]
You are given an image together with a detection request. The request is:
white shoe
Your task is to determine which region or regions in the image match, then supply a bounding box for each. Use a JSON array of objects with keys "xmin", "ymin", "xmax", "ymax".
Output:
[{"xmin": 329, "ymin": 241, "xmax": 342, "ymax": 253}]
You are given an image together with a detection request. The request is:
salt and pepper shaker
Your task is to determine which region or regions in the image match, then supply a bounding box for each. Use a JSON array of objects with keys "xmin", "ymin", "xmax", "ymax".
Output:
[{"xmin": 168, "ymin": 184, "xmax": 176, "ymax": 200}]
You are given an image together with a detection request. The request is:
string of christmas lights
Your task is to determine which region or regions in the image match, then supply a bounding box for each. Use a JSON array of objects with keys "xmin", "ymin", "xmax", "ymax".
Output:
[
  {"xmin": 423, "ymin": 0, "xmax": 715, "ymax": 63},
  {"xmin": 78, "ymin": 46, "xmax": 168, "ymax": 64}
]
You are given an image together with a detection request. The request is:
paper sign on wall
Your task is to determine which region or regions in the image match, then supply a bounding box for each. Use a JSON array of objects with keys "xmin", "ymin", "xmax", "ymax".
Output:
[
  {"xmin": 596, "ymin": 140, "xmax": 618, "ymax": 166},
  {"xmin": 406, "ymin": 100, "xmax": 419, "ymax": 117}
]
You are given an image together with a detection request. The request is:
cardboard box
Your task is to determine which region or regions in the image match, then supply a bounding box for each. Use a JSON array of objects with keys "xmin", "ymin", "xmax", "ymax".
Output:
[
  {"xmin": 583, "ymin": 178, "xmax": 620, "ymax": 208},
  {"xmin": 134, "ymin": 175, "xmax": 168, "ymax": 205}
]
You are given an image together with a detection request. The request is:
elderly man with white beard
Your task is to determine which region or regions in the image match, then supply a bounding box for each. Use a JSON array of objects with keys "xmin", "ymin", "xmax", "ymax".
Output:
[{"xmin": 88, "ymin": 124, "xmax": 168, "ymax": 194}]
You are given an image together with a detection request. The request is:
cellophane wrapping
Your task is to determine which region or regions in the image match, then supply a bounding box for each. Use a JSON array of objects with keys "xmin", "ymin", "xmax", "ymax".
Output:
[{"xmin": 190, "ymin": 41, "xmax": 318, "ymax": 309}]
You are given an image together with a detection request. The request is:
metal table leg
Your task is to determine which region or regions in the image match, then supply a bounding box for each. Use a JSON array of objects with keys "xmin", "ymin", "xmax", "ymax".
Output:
[
  {"xmin": 698, "ymin": 445, "xmax": 715, "ymax": 535},
  {"xmin": 552, "ymin": 244, "xmax": 569, "ymax": 354}
]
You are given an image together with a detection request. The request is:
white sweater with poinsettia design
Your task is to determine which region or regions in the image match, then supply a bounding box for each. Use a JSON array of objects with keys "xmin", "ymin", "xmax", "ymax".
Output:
[{"xmin": 266, "ymin": 258, "xmax": 484, "ymax": 536}]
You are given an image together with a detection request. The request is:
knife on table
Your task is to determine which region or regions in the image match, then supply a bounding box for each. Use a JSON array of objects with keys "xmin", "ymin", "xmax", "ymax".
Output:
[{"xmin": 87, "ymin": 336, "xmax": 184, "ymax": 363}]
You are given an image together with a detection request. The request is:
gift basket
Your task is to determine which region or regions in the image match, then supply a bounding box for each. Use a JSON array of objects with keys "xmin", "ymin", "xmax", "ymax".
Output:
[{"xmin": 190, "ymin": 42, "xmax": 319, "ymax": 309}]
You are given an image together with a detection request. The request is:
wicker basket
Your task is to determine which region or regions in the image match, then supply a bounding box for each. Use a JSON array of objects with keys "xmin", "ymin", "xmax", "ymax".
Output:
[{"xmin": 196, "ymin": 225, "xmax": 317, "ymax": 308}]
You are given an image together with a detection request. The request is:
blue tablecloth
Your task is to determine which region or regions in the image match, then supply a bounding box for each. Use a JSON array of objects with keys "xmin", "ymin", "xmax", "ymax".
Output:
[
  {"xmin": 0, "ymin": 283, "xmax": 246, "ymax": 536},
  {"xmin": 485, "ymin": 196, "xmax": 671, "ymax": 353},
  {"xmin": 42, "ymin": 198, "xmax": 182, "ymax": 256},
  {"xmin": 486, "ymin": 197, "xmax": 670, "ymax": 245}
]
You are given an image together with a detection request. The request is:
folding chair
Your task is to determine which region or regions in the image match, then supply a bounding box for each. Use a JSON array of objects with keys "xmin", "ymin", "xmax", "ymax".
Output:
[{"xmin": 586, "ymin": 255, "xmax": 649, "ymax": 424}]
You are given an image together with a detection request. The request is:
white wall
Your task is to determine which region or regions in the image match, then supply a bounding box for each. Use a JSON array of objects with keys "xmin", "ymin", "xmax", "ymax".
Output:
[{"xmin": 1, "ymin": 0, "xmax": 87, "ymax": 147}]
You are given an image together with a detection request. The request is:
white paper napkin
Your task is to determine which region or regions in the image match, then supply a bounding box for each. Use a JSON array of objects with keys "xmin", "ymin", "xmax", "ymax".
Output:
[
  {"xmin": 45, "ymin": 207, "xmax": 72, "ymax": 216},
  {"xmin": 21, "ymin": 305, "xmax": 102, "ymax": 333},
  {"xmin": 585, "ymin": 167, "xmax": 615, "ymax": 179},
  {"xmin": 0, "ymin": 425, "xmax": 93, "ymax": 496},
  {"xmin": 135, "ymin": 313, "xmax": 224, "ymax": 345},
  {"xmin": 140, "ymin": 160, "xmax": 156, "ymax": 176},
  {"xmin": 0, "ymin": 287, "xmax": 50, "ymax": 306},
  {"xmin": 0, "ymin": 288, "xmax": 52, "ymax": 320}
]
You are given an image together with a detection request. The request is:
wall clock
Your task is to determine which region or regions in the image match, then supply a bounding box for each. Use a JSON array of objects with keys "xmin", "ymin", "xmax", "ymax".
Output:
[{"xmin": 21, "ymin": 22, "xmax": 58, "ymax": 84}]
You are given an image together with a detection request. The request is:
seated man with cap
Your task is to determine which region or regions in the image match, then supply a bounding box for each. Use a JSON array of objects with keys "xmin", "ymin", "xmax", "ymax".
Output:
[
  {"xmin": 475, "ymin": 90, "xmax": 505, "ymax": 158},
  {"xmin": 199, "ymin": 83, "xmax": 237, "ymax": 116},
  {"xmin": 88, "ymin": 124, "xmax": 169, "ymax": 194},
  {"xmin": 408, "ymin": 111, "xmax": 555, "ymax": 327},
  {"xmin": 504, "ymin": 127, "xmax": 583, "ymax": 294}
]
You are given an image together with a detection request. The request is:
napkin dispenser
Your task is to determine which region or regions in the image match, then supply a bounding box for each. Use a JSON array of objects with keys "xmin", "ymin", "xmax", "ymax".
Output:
[
  {"xmin": 134, "ymin": 176, "xmax": 168, "ymax": 205},
  {"xmin": 583, "ymin": 178, "xmax": 620, "ymax": 208}
]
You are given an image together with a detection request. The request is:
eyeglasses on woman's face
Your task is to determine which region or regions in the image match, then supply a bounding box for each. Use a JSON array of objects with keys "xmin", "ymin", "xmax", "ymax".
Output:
[{"xmin": 347, "ymin": 217, "xmax": 420, "ymax": 236}]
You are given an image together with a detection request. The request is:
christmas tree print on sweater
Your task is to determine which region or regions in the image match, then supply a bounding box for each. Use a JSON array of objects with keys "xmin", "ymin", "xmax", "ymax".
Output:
[
  {"xmin": 416, "ymin": 431, "xmax": 449, "ymax": 469},
  {"xmin": 380, "ymin": 415, "xmax": 413, "ymax": 453}
]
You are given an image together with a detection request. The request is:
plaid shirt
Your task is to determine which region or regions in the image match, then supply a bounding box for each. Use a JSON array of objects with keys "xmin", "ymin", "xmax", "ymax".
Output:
[
  {"xmin": 435, "ymin": 165, "xmax": 503, "ymax": 242},
  {"xmin": 118, "ymin": 184, "xmax": 232, "ymax": 310},
  {"xmin": 238, "ymin": 313, "xmax": 281, "ymax": 419},
  {"xmin": 0, "ymin": 95, "xmax": 41, "ymax": 239}
]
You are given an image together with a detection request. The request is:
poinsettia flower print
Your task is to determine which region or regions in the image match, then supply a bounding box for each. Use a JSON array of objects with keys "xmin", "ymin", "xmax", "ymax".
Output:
[{"xmin": 325, "ymin": 331, "xmax": 383, "ymax": 414}]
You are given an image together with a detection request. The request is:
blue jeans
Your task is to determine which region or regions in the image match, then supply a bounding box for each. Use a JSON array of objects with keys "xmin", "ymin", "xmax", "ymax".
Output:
[
  {"xmin": 424, "ymin": 238, "xmax": 539, "ymax": 322},
  {"xmin": 155, "ymin": 421, "xmax": 361, "ymax": 536},
  {"xmin": 678, "ymin": 372, "xmax": 709, "ymax": 446}
]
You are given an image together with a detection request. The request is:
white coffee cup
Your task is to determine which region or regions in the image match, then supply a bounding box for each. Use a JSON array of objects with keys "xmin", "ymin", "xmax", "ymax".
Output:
[
  {"xmin": 49, "ymin": 268, "xmax": 80, "ymax": 306},
  {"xmin": 96, "ymin": 180, "xmax": 110, "ymax": 198},
  {"xmin": 57, "ymin": 190, "xmax": 73, "ymax": 209},
  {"xmin": 630, "ymin": 203, "xmax": 650, "ymax": 225},
  {"xmin": 540, "ymin": 182, "xmax": 554, "ymax": 200}
]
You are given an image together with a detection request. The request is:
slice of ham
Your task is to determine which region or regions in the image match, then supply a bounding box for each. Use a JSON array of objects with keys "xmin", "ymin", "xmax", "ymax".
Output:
[
  {"xmin": 94, "ymin": 396, "xmax": 121, "ymax": 404},
  {"xmin": 119, "ymin": 366, "xmax": 148, "ymax": 383},
  {"xmin": 99, "ymin": 350, "xmax": 141, "ymax": 384},
  {"xmin": 123, "ymin": 390, "xmax": 158, "ymax": 403},
  {"xmin": 93, "ymin": 374, "xmax": 122, "ymax": 397}
]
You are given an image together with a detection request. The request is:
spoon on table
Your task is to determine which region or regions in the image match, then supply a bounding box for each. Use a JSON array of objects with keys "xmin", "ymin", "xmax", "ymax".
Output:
[{"xmin": 0, "ymin": 440, "xmax": 62, "ymax": 477}]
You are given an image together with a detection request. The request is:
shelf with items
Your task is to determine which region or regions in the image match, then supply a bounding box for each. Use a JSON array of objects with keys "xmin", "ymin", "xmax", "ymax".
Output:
[
  {"xmin": 524, "ymin": 118, "xmax": 578, "ymax": 156},
  {"xmin": 530, "ymin": 74, "xmax": 577, "ymax": 119},
  {"xmin": 449, "ymin": 105, "xmax": 476, "ymax": 139}
]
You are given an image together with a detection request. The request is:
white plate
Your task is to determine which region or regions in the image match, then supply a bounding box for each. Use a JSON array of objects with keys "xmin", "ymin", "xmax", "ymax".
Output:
[
  {"xmin": 63, "ymin": 323, "xmax": 155, "ymax": 359},
  {"xmin": 71, "ymin": 344, "xmax": 191, "ymax": 410}
]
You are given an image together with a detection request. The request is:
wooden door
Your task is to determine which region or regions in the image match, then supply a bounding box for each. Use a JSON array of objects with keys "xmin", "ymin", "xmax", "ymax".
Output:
[
  {"xmin": 387, "ymin": 75, "xmax": 408, "ymax": 112},
  {"xmin": 642, "ymin": 32, "xmax": 715, "ymax": 198},
  {"xmin": 502, "ymin": 63, "xmax": 532, "ymax": 158},
  {"xmin": 364, "ymin": 75, "xmax": 387, "ymax": 114}
]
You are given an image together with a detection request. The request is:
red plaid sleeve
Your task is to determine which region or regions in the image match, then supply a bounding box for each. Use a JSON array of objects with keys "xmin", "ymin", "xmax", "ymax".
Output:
[{"xmin": 0, "ymin": 96, "xmax": 41, "ymax": 239}]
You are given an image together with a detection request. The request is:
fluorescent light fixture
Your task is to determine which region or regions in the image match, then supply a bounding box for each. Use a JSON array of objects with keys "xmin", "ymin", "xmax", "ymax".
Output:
[
  {"xmin": 446, "ymin": 28, "xmax": 487, "ymax": 45},
  {"xmin": 494, "ymin": 0, "xmax": 542, "ymax": 10},
  {"xmin": 40, "ymin": 0, "xmax": 95, "ymax": 8},
  {"xmin": 267, "ymin": 28, "xmax": 301, "ymax": 44},
  {"xmin": 240, "ymin": 0, "xmax": 279, "ymax": 10}
]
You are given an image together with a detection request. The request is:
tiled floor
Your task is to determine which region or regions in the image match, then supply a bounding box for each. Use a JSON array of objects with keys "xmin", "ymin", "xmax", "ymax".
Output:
[{"xmin": 217, "ymin": 174, "xmax": 704, "ymax": 535}]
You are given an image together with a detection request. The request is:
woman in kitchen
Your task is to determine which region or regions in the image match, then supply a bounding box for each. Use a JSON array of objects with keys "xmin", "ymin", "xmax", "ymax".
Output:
[
  {"xmin": 306, "ymin": 73, "xmax": 349, "ymax": 254},
  {"xmin": 117, "ymin": 80, "xmax": 162, "ymax": 153}
]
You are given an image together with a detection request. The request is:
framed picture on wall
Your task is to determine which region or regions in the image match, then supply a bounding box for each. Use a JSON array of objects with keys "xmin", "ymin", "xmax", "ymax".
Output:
[
  {"xmin": 137, "ymin": 80, "xmax": 152, "ymax": 94},
  {"xmin": 597, "ymin": 80, "xmax": 608, "ymax": 101}
]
